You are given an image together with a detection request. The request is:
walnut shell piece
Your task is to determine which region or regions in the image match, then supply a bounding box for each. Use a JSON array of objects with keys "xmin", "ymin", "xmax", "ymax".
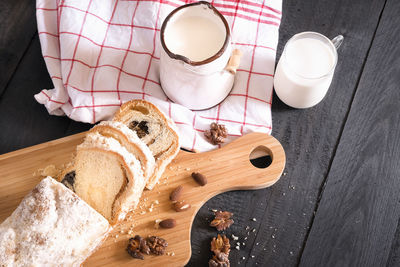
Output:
[
  {"xmin": 210, "ymin": 211, "xmax": 234, "ymax": 231},
  {"xmin": 146, "ymin": 236, "xmax": 168, "ymax": 255}
]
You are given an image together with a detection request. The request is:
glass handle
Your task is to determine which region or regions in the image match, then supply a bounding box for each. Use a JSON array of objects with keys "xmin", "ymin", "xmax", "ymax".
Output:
[{"xmin": 331, "ymin": 35, "xmax": 344, "ymax": 50}]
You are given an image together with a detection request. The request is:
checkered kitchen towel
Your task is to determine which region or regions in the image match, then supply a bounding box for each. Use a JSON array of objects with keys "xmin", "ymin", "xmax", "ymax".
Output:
[{"xmin": 35, "ymin": 0, "xmax": 282, "ymax": 151}]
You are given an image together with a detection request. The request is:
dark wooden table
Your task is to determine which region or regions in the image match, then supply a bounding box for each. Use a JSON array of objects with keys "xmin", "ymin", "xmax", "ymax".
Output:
[{"xmin": 1, "ymin": 0, "xmax": 399, "ymax": 266}]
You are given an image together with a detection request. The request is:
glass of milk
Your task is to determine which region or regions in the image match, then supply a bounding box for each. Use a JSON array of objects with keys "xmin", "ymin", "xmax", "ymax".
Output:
[{"xmin": 274, "ymin": 32, "xmax": 343, "ymax": 108}]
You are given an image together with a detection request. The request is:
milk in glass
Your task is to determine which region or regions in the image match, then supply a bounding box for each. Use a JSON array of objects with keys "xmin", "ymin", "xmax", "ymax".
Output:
[{"xmin": 274, "ymin": 32, "xmax": 340, "ymax": 108}]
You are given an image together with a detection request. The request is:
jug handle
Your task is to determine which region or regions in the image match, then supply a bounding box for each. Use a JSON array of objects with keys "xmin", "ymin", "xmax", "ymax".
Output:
[
  {"xmin": 225, "ymin": 49, "xmax": 243, "ymax": 74},
  {"xmin": 331, "ymin": 35, "xmax": 344, "ymax": 50}
]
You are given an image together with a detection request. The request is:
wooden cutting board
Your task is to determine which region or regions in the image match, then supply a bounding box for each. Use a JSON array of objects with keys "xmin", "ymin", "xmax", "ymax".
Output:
[{"xmin": 0, "ymin": 132, "xmax": 285, "ymax": 266}]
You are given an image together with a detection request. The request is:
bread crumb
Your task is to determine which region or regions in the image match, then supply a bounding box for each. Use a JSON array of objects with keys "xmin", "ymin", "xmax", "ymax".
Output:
[
  {"xmin": 36, "ymin": 164, "xmax": 60, "ymax": 178},
  {"xmin": 252, "ymin": 218, "xmax": 257, "ymax": 221},
  {"xmin": 232, "ymin": 234, "xmax": 239, "ymax": 240}
]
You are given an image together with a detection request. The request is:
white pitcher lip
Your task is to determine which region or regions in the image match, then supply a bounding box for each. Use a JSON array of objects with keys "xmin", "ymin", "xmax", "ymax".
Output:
[{"xmin": 160, "ymin": 1, "xmax": 231, "ymax": 66}]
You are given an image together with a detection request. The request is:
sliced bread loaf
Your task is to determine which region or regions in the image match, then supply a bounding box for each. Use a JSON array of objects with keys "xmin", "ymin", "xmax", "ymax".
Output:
[
  {"xmin": 73, "ymin": 133, "xmax": 146, "ymax": 224},
  {"xmin": 89, "ymin": 121, "xmax": 155, "ymax": 182},
  {"xmin": 113, "ymin": 100, "xmax": 180, "ymax": 190}
]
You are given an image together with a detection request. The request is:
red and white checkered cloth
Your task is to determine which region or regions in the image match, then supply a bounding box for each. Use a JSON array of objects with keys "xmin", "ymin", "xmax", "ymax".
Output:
[{"xmin": 35, "ymin": 0, "xmax": 281, "ymax": 151}]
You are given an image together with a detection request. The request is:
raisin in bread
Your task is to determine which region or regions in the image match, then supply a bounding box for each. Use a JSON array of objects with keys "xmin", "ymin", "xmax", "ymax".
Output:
[
  {"xmin": 0, "ymin": 177, "xmax": 110, "ymax": 266},
  {"xmin": 59, "ymin": 164, "xmax": 75, "ymax": 191},
  {"xmin": 89, "ymin": 121, "xmax": 155, "ymax": 182},
  {"xmin": 113, "ymin": 100, "xmax": 180, "ymax": 190},
  {"xmin": 73, "ymin": 132, "xmax": 146, "ymax": 224}
]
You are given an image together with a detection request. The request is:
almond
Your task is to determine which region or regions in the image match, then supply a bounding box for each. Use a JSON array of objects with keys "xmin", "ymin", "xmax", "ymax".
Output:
[
  {"xmin": 170, "ymin": 185, "xmax": 183, "ymax": 201},
  {"xmin": 191, "ymin": 172, "xmax": 207, "ymax": 186},
  {"xmin": 173, "ymin": 201, "xmax": 191, "ymax": 212},
  {"xmin": 159, "ymin": 219, "xmax": 176, "ymax": 229}
]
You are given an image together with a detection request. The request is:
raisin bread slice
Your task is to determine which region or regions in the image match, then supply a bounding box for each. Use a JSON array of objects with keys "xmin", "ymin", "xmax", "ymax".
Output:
[
  {"xmin": 89, "ymin": 121, "xmax": 155, "ymax": 182},
  {"xmin": 113, "ymin": 99, "xmax": 180, "ymax": 190},
  {"xmin": 0, "ymin": 177, "xmax": 110, "ymax": 266},
  {"xmin": 73, "ymin": 132, "xmax": 146, "ymax": 224}
]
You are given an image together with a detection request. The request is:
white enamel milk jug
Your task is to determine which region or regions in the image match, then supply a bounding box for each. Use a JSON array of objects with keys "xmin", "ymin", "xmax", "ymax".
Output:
[{"xmin": 160, "ymin": 1, "xmax": 241, "ymax": 110}]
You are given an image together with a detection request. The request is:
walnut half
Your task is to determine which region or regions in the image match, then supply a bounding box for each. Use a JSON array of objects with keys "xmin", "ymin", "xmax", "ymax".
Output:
[
  {"xmin": 211, "ymin": 234, "xmax": 230, "ymax": 255},
  {"xmin": 146, "ymin": 236, "xmax": 168, "ymax": 255},
  {"xmin": 209, "ymin": 252, "xmax": 230, "ymax": 267},
  {"xmin": 210, "ymin": 211, "xmax": 234, "ymax": 231},
  {"xmin": 204, "ymin": 123, "xmax": 228, "ymax": 145},
  {"xmin": 209, "ymin": 235, "xmax": 231, "ymax": 267},
  {"xmin": 127, "ymin": 235, "xmax": 145, "ymax": 260}
]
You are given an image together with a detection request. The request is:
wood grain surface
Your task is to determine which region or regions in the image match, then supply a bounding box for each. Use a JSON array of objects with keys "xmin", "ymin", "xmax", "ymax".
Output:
[
  {"xmin": 300, "ymin": 0, "xmax": 400, "ymax": 266},
  {"xmin": 0, "ymin": 132, "xmax": 285, "ymax": 266},
  {"xmin": 1, "ymin": 0, "xmax": 399, "ymax": 266},
  {"xmin": 205, "ymin": 0, "xmax": 388, "ymax": 265}
]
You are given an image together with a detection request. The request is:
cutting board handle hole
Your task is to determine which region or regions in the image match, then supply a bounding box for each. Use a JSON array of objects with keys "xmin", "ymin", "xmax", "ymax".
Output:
[{"xmin": 249, "ymin": 146, "xmax": 273, "ymax": 169}]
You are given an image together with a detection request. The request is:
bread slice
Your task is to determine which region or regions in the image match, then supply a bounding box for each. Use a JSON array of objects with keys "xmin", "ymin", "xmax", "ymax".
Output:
[
  {"xmin": 113, "ymin": 100, "xmax": 180, "ymax": 190},
  {"xmin": 89, "ymin": 121, "xmax": 155, "ymax": 182},
  {"xmin": 73, "ymin": 133, "xmax": 146, "ymax": 224},
  {"xmin": 0, "ymin": 177, "xmax": 110, "ymax": 266}
]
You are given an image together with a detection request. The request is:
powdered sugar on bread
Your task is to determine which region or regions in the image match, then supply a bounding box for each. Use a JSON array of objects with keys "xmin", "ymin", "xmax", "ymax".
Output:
[{"xmin": 0, "ymin": 177, "xmax": 110, "ymax": 266}]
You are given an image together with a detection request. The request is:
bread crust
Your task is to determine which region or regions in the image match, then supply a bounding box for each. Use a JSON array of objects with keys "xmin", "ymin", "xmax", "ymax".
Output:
[{"xmin": 113, "ymin": 99, "xmax": 180, "ymax": 190}]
